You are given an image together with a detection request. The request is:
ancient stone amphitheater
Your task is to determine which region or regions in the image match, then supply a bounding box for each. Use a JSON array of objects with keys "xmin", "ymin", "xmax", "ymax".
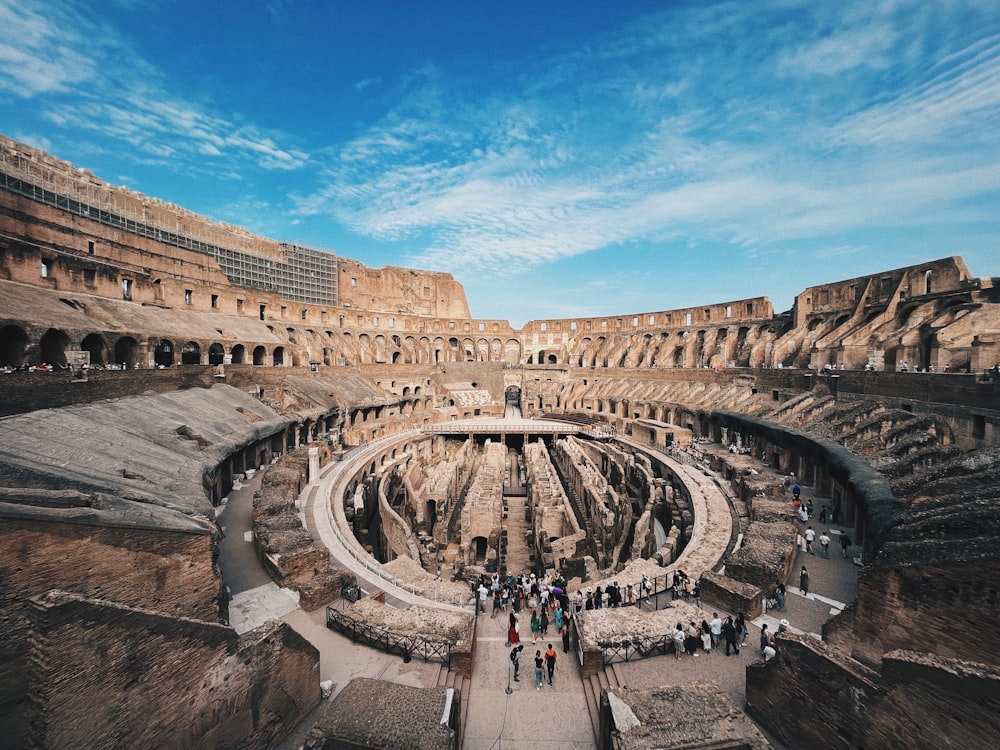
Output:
[{"xmin": 1, "ymin": 133, "xmax": 998, "ymax": 749}]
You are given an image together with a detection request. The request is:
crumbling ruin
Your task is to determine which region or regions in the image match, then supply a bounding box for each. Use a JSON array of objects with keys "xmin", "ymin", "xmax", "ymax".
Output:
[{"xmin": 1, "ymin": 133, "xmax": 999, "ymax": 749}]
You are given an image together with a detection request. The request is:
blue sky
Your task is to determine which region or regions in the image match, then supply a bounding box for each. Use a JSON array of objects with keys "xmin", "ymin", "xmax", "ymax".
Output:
[{"xmin": 1, "ymin": 0, "xmax": 998, "ymax": 327}]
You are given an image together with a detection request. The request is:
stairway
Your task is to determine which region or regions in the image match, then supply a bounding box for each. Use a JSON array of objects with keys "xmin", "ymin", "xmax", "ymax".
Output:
[
  {"xmin": 581, "ymin": 661, "xmax": 626, "ymax": 745},
  {"xmin": 435, "ymin": 664, "xmax": 472, "ymax": 750}
]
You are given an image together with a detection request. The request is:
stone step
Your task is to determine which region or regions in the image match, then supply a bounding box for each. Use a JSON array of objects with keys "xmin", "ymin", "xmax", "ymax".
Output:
[{"xmin": 581, "ymin": 673, "xmax": 601, "ymax": 744}]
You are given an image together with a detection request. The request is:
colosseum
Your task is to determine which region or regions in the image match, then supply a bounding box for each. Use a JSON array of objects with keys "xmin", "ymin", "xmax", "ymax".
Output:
[{"xmin": 1, "ymin": 132, "xmax": 998, "ymax": 749}]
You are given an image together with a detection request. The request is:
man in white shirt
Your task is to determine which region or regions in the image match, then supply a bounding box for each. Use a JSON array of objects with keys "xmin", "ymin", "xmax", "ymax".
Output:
[
  {"xmin": 804, "ymin": 526, "xmax": 816, "ymax": 555},
  {"xmin": 819, "ymin": 530, "xmax": 831, "ymax": 558},
  {"xmin": 710, "ymin": 613, "xmax": 723, "ymax": 651}
]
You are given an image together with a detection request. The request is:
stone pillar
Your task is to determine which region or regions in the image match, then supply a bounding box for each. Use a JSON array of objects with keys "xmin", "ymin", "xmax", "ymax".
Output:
[{"xmin": 308, "ymin": 447, "xmax": 320, "ymax": 484}]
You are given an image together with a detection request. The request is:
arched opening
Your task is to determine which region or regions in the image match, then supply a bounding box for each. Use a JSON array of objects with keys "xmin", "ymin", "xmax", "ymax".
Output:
[
  {"xmin": 426, "ymin": 499, "xmax": 437, "ymax": 533},
  {"xmin": 114, "ymin": 337, "xmax": 139, "ymax": 368},
  {"xmin": 272, "ymin": 346, "xmax": 285, "ymax": 366},
  {"xmin": 40, "ymin": 328, "xmax": 70, "ymax": 366},
  {"xmin": 472, "ymin": 536, "xmax": 488, "ymax": 563},
  {"xmin": 253, "ymin": 346, "xmax": 266, "ymax": 366},
  {"xmin": 208, "ymin": 343, "xmax": 225, "ymax": 365},
  {"xmin": 154, "ymin": 340, "xmax": 174, "ymax": 367},
  {"xmin": 80, "ymin": 333, "xmax": 108, "ymax": 366},
  {"xmin": 0, "ymin": 325, "xmax": 29, "ymax": 367},
  {"xmin": 181, "ymin": 341, "xmax": 201, "ymax": 365},
  {"xmin": 231, "ymin": 344, "xmax": 246, "ymax": 364}
]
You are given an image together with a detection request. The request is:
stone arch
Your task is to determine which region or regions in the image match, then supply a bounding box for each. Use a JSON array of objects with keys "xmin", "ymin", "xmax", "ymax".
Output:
[
  {"xmin": 252, "ymin": 345, "xmax": 266, "ymax": 366},
  {"xmin": 181, "ymin": 341, "xmax": 201, "ymax": 365},
  {"xmin": 0, "ymin": 324, "xmax": 28, "ymax": 367},
  {"xmin": 40, "ymin": 328, "xmax": 71, "ymax": 366},
  {"xmin": 208, "ymin": 343, "xmax": 225, "ymax": 365},
  {"xmin": 503, "ymin": 338, "xmax": 521, "ymax": 364},
  {"xmin": 80, "ymin": 333, "xmax": 108, "ymax": 366},
  {"xmin": 231, "ymin": 344, "xmax": 246, "ymax": 364},
  {"xmin": 272, "ymin": 346, "xmax": 285, "ymax": 366},
  {"xmin": 154, "ymin": 339, "xmax": 175, "ymax": 367},
  {"xmin": 114, "ymin": 336, "xmax": 140, "ymax": 367}
]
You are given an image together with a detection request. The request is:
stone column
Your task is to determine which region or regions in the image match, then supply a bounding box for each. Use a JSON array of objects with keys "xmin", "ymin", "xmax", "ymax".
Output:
[{"xmin": 308, "ymin": 446, "xmax": 320, "ymax": 484}]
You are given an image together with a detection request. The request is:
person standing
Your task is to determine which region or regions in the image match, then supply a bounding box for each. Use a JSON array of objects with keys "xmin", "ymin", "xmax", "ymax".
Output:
[
  {"xmin": 507, "ymin": 612, "xmax": 520, "ymax": 648},
  {"xmin": 710, "ymin": 613, "xmax": 722, "ymax": 650},
  {"xmin": 545, "ymin": 643, "xmax": 557, "ymax": 686},
  {"xmin": 561, "ymin": 617, "xmax": 570, "ymax": 654},
  {"xmin": 534, "ymin": 649, "xmax": 544, "ymax": 690},
  {"xmin": 673, "ymin": 623, "xmax": 686, "ymax": 660},
  {"xmin": 477, "ymin": 581, "xmax": 488, "ymax": 614},
  {"xmin": 510, "ymin": 645, "xmax": 522, "ymax": 682},
  {"xmin": 735, "ymin": 612, "xmax": 748, "ymax": 647},
  {"xmin": 799, "ymin": 566, "xmax": 810, "ymax": 596},
  {"xmin": 539, "ymin": 607, "xmax": 549, "ymax": 636},
  {"xmin": 722, "ymin": 616, "xmax": 739, "ymax": 656},
  {"xmin": 530, "ymin": 610, "xmax": 540, "ymax": 643},
  {"xmin": 775, "ymin": 582, "xmax": 786, "ymax": 611}
]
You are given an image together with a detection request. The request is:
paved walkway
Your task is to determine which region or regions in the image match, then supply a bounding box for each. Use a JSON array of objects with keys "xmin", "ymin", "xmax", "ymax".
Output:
[{"xmin": 217, "ymin": 436, "xmax": 861, "ymax": 749}]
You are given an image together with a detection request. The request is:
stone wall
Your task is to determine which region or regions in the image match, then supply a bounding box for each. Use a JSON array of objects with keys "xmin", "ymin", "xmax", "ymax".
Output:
[
  {"xmin": 746, "ymin": 634, "xmax": 1000, "ymax": 750},
  {"xmin": 0, "ymin": 367, "xmax": 218, "ymax": 417},
  {"xmin": 26, "ymin": 590, "xmax": 319, "ymax": 750},
  {"xmin": 838, "ymin": 557, "xmax": 1000, "ymax": 669},
  {"xmin": 253, "ymin": 450, "xmax": 356, "ymax": 611},
  {"xmin": 0, "ymin": 501, "xmax": 221, "ymax": 748},
  {"xmin": 698, "ymin": 571, "xmax": 762, "ymax": 619}
]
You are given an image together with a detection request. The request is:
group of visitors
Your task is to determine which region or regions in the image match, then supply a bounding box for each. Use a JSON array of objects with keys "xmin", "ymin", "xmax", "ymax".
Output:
[
  {"xmin": 673, "ymin": 612, "xmax": 749, "ymax": 659},
  {"xmin": 510, "ymin": 642, "xmax": 558, "ymax": 690}
]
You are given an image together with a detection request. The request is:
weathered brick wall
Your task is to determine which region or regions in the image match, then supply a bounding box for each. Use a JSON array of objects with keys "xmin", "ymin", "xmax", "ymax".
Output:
[
  {"xmin": 745, "ymin": 635, "xmax": 879, "ymax": 750},
  {"xmin": 0, "ymin": 367, "xmax": 217, "ymax": 417},
  {"xmin": 253, "ymin": 450, "xmax": 356, "ymax": 610},
  {"xmin": 26, "ymin": 590, "xmax": 319, "ymax": 750},
  {"xmin": 723, "ymin": 520, "xmax": 797, "ymax": 589},
  {"xmin": 699, "ymin": 571, "xmax": 762, "ymax": 619},
  {"xmin": 846, "ymin": 558, "xmax": 1000, "ymax": 668},
  {"xmin": 865, "ymin": 651, "xmax": 1000, "ymax": 749},
  {"xmin": 0, "ymin": 517, "xmax": 221, "ymax": 749},
  {"xmin": 746, "ymin": 635, "xmax": 1000, "ymax": 750}
]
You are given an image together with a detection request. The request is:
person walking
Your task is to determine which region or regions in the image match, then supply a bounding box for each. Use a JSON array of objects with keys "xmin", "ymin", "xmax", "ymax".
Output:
[
  {"xmin": 534, "ymin": 650, "xmax": 544, "ymax": 690},
  {"xmin": 530, "ymin": 610, "xmax": 540, "ymax": 643},
  {"xmin": 799, "ymin": 566, "xmax": 810, "ymax": 596},
  {"xmin": 840, "ymin": 533, "xmax": 852, "ymax": 559},
  {"xmin": 775, "ymin": 582, "xmax": 786, "ymax": 611},
  {"xmin": 819, "ymin": 530, "xmax": 831, "ymax": 558},
  {"xmin": 545, "ymin": 643, "xmax": 557, "ymax": 686},
  {"xmin": 804, "ymin": 526, "xmax": 816, "ymax": 554}
]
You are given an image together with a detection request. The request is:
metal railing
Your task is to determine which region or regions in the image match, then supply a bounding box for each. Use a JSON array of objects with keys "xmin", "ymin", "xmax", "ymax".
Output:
[
  {"xmin": 326, "ymin": 604, "xmax": 454, "ymax": 667},
  {"xmin": 598, "ymin": 632, "xmax": 680, "ymax": 666}
]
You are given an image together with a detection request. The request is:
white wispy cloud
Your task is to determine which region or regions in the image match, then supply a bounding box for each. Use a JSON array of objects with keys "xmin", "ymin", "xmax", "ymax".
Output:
[
  {"xmin": 290, "ymin": 0, "xmax": 998, "ymax": 281},
  {"xmin": 0, "ymin": 0, "xmax": 309, "ymax": 177}
]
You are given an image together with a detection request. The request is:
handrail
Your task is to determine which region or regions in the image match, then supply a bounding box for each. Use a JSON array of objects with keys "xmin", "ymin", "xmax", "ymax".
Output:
[{"xmin": 326, "ymin": 603, "xmax": 454, "ymax": 668}]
